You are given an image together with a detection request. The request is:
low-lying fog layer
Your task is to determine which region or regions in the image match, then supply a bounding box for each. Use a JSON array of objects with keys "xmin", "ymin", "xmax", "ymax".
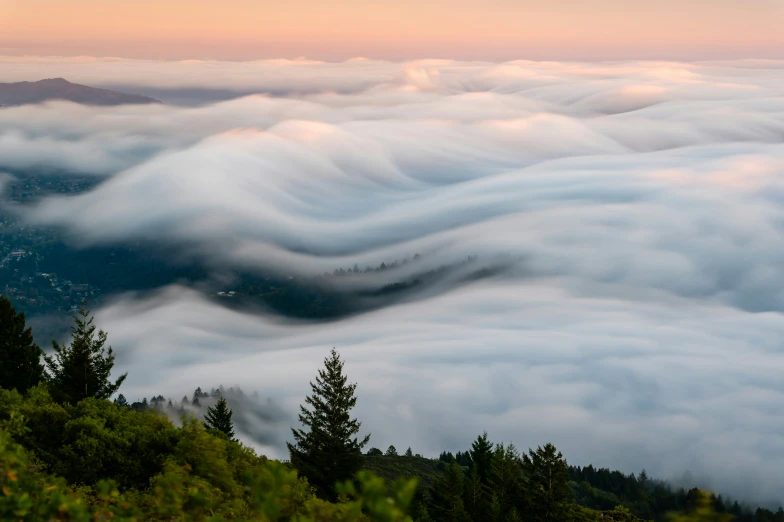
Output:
[{"xmin": 3, "ymin": 56, "xmax": 784, "ymax": 506}]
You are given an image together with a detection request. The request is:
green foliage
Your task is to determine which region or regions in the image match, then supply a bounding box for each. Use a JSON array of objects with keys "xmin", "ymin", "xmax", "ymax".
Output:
[
  {"xmin": 412, "ymin": 503, "xmax": 433, "ymax": 522},
  {"xmin": 567, "ymin": 503, "xmax": 649, "ymax": 521},
  {"xmin": 464, "ymin": 464, "xmax": 483, "ymax": 521},
  {"xmin": 521, "ymin": 443, "xmax": 571, "ymax": 522},
  {"xmin": 0, "ymin": 411, "xmax": 125, "ymax": 522},
  {"xmin": 469, "ymin": 432, "xmax": 493, "ymax": 489},
  {"xmin": 666, "ymin": 490, "xmax": 734, "ymax": 522},
  {"xmin": 429, "ymin": 461, "xmax": 471, "ymax": 522},
  {"xmin": 362, "ymin": 454, "xmax": 443, "ymax": 494},
  {"xmin": 288, "ymin": 348, "xmax": 370, "ymax": 499},
  {"xmin": 488, "ymin": 443, "xmax": 521, "ymax": 519},
  {"xmin": 0, "ymin": 385, "xmax": 180, "ymax": 491},
  {"xmin": 43, "ymin": 303, "xmax": 127, "ymax": 404},
  {"xmin": 0, "ymin": 296, "xmax": 44, "ymax": 394},
  {"xmin": 1, "ymin": 401, "xmax": 417, "ymax": 522},
  {"xmin": 386, "ymin": 446, "xmax": 398, "ymax": 457},
  {"xmin": 205, "ymin": 396, "xmax": 236, "ymax": 440}
]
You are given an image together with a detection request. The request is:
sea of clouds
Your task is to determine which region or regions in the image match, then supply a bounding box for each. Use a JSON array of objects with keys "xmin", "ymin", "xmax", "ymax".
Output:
[{"xmin": 3, "ymin": 56, "xmax": 784, "ymax": 505}]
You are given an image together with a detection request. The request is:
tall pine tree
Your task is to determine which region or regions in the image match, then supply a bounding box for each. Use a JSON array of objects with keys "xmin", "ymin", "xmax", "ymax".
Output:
[
  {"xmin": 469, "ymin": 431, "xmax": 494, "ymax": 519},
  {"xmin": 0, "ymin": 296, "xmax": 44, "ymax": 393},
  {"xmin": 489, "ymin": 443, "xmax": 522, "ymax": 520},
  {"xmin": 521, "ymin": 443, "xmax": 571, "ymax": 522},
  {"xmin": 430, "ymin": 460, "xmax": 472, "ymax": 522},
  {"xmin": 287, "ymin": 347, "xmax": 370, "ymax": 499},
  {"xmin": 470, "ymin": 432, "xmax": 494, "ymax": 487},
  {"xmin": 43, "ymin": 303, "xmax": 126, "ymax": 404},
  {"xmin": 204, "ymin": 396, "xmax": 235, "ymax": 439}
]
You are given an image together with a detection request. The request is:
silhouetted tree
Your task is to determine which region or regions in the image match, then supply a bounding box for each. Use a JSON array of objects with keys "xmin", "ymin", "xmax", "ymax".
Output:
[
  {"xmin": 43, "ymin": 303, "xmax": 126, "ymax": 404},
  {"xmin": 405, "ymin": 447, "xmax": 413, "ymax": 457},
  {"xmin": 439, "ymin": 451, "xmax": 455, "ymax": 463},
  {"xmin": 113, "ymin": 394, "xmax": 128, "ymax": 408},
  {"xmin": 366, "ymin": 447, "xmax": 383, "ymax": 456},
  {"xmin": 204, "ymin": 396, "xmax": 235, "ymax": 439},
  {"xmin": 0, "ymin": 296, "xmax": 44, "ymax": 393},
  {"xmin": 470, "ymin": 432, "xmax": 494, "ymax": 486},
  {"xmin": 386, "ymin": 445, "xmax": 398, "ymax": 456},
  {"xmin": 455, "ymin": 450, "xmax": 473, "ymax": 467},
  {"xmin": 287, "ymin": 348, "xmax": 370, "ymax": 499},
  {"xmin": 522, "ymin": 443, "xmax": 571, "ymax": 522},
  {"xmin": 192, "ymin": 387, "xmax": 207, "ymax": 408}
]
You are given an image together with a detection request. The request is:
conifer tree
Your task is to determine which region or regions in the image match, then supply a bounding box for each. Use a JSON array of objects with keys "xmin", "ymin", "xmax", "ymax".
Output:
[
  {"xmin": 489, "ymin": 443, "xmax": 521, "ymax": 518},
  {"xmin": 287, "ymin": 347, "xmax": 370, "ymax": 499},
  {"xmin": 465, "ymin": 464, "xmax": 484, "ymax": 522},
  {"xmin": 405, "ymin": 447, "xmax": 413, "ymax": 457},
  {"xmin": 43, "ymin": 303, "xmax": 126, "ymax": 404},
  {"xmin": 522, "ymin": 443, "xmax": 571, "ymax": 522},
  {"xmin": 470, "ymin": 432, "xmax": 494, "ymax": 486},
  {"xmin": 204, "ymin": 396, "xmax": 235, "ymax": 439},
  {"xmin": 0, "ymin": 296, "xmax": 44, "ymax": 393},
  {"xmin": 114, "ymin": 394, "xmax": 128, "ymax": 408},
  {"xmin": 430, "ymin": 460, "xmax": 471, "ymax": 522},
  {"xmin": 468, "ymin": 431, "xmax": 495, "ymax": 519},
  {"xmin": 413, "ymin": 504, "xmax": 434, "ymax": 522},
  {"xmin": 439, "ymin": 451, "xmax": 455, "ymax": 463},
  {"xmin": 638, "ymin": 469, "xmax": 649, "ymax": 490},
  {"xmin": 488, "ymin": 493, "xmax": 502, "ymax": 522}
]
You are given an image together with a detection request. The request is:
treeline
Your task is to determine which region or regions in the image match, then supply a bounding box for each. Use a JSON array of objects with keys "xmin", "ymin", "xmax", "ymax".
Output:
[
  {"xmin": 366, "ymin": 440, "xmax": 784, "ymax": 522},
  {"xmin": 114, "ymin": 385, "xmax": 251, "ymax": 413},
  {"xmin": 1, "ymin": 295, "xmax": 783, "ymax": 521}
]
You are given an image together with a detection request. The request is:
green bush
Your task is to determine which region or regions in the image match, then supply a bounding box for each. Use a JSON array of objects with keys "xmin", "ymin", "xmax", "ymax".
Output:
[{"xmin": 0, "ymin": 397, "xmax": 417, "ymax": 521}]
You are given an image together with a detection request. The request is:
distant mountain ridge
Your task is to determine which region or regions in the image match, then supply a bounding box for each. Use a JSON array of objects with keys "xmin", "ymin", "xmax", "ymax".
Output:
[{"xmin": 0, "ymin": 78, "xmax": 160, "ymax": 106}]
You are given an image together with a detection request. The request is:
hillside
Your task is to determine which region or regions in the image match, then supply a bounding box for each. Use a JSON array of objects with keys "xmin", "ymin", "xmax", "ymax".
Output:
[
  {"xmin": 362, "ymin": 455, "xmax": 649, "ymax": 521},
  {"xmin": 363, "ymin": 454, "xmax": 445, "ymax": 493},
  {"xmin": 360, "ymin": 455, "xmax": 753, "ymax": 521},
  {"xmin": 0, "ymin": 78, "xmax": 160, "ymax": 106}
]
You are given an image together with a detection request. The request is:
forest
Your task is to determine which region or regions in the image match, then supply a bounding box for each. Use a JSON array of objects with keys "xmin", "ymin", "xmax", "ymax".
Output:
[{"xmin": 1, "ymin": 295, "xmax": 783, "ymax": 521}]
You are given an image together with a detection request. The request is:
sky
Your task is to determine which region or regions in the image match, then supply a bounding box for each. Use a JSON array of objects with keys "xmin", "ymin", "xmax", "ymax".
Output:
[
  {"xmin": 1, "ymin": 0, "xmax": 784, "ymax": 60},
  {"xmin": 2, "ymin": 56, "xmax": 784, "ymax": 505}
]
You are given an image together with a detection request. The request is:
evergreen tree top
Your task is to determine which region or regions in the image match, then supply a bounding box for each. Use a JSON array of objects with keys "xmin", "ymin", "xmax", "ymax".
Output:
[
  {"xmin": 204, "ymin": 396, "xmax": 235, "ymax": 439},
  {"xmin": 43, "ymin": 302, "xmax": 126, "ymax": 404},
  {"xmin": 287, "ymin": 347, "xmax": 370, "ymax": 499}
]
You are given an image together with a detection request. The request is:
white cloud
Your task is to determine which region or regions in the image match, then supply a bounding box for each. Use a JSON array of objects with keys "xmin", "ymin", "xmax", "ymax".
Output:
[
  {"xmin": 6, "ymin": 57, "xmax": 784, "ymax": 506},
  {"xmin": 100, "ymin": 281, "xmax": 784, "ymax": 506}
]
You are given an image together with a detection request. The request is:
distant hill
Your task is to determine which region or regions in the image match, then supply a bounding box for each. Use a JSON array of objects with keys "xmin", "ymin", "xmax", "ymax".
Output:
[
  {"xmin": 362, "ymin": 454, "xmax": 444, "ymax": 492},
  {"xmin": 0, "ymin": 78, "xmax": 160, "ymax": 106}
]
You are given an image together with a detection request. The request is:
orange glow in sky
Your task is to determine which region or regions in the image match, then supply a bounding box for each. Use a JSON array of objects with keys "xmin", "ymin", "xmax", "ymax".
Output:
[{"xmin": 1, "ymin": 0, "xmax": 783, "ymax": 60}]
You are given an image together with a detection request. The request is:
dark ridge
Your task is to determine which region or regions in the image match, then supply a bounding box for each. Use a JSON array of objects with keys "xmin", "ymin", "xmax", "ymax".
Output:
[{"xmin": 0, "ymin": 78, "xmax": 161, "ymax": 106}]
